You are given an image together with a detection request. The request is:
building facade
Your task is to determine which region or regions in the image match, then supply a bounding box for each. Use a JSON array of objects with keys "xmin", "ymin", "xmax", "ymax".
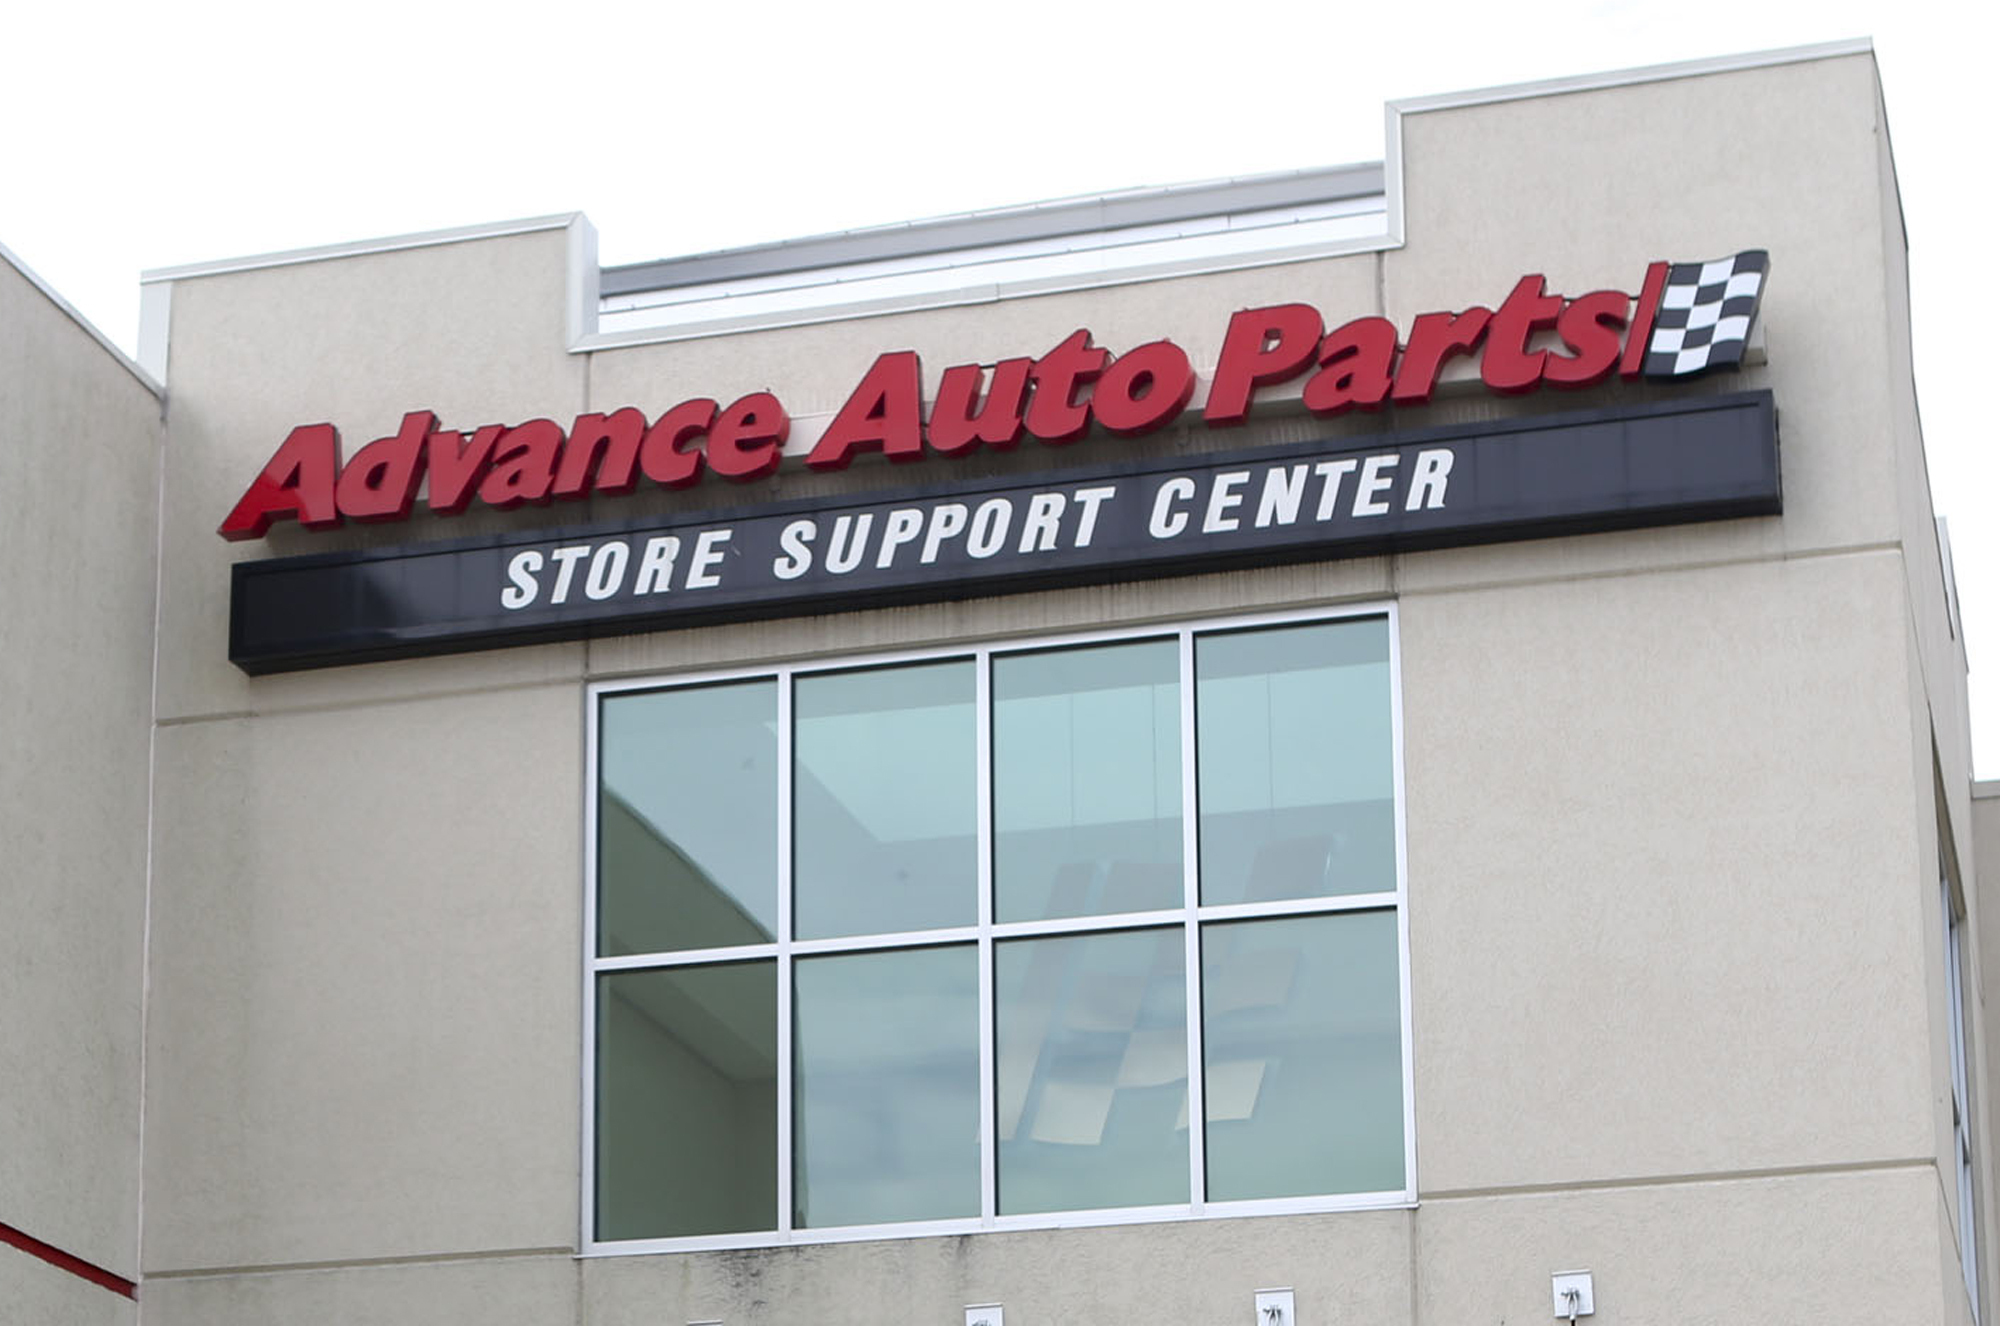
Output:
[{"xmin": 4, "ymin": 38, "xmax": 1994, "ymax": 1326}]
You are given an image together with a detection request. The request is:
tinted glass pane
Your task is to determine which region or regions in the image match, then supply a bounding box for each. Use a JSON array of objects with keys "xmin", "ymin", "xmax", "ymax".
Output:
[
  {"xmin": 795, "ymin": 661, "xmax": 977, "ymax": 939},
  {"xmin": 1202, "ymin": 911, "xmax": 1403, "ymax": 1200},
  {"xmin": 994, "ymin": 641, "xmax": 1183, "ymax": 922},
  {"xmin": 596, "ymin": 963, "xmax": 777, "ymax": 1239},
  {"xmin": 599, "ymin": 681, "xmax": 777, "ymax": 955},
  {"xmin": 794, "ymin": 946, "xmax": 979, "ymax": 1227},
  {"xmin": 1196, "ymin": 618, "xmax": 1394, "ymax": 904},
  {"xmin": 997, "ymin": 928, "xmax": 1189, "ymax": 1214}
]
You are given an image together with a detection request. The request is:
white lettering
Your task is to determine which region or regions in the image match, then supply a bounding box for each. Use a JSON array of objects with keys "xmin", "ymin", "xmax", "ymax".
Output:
[
  {"xmin": 1353, "ymin": 454, "xmax": 1399, "ymax": 516},
  {"xmin": 687, "ymin": 529, "xmax": 732, "ymax": 588},
  {"xmin": 584, "ymin": 541, "xmax": 630, "ymax": 601},
  {"xmin": 1018, "ymin": 492, "xmax": 1065, "ymax": 553},
  {"xmin": 1203, "ymin": 470, "xmax": 1252, "ymax": 533},
  {"xmin": 500, "ymin": 550, "xmax": 543, "ymax": 610},
  {"xmin": 1256, "ymin": 465, "xmax": 1308, "ymax": 527},
  {"xmin": 827, "ymin": 513, "xmax": 873, "ymax": 575},
  {"xmin": 634, "ymin": 535, "xmax": 682, "ymax": 594},
  {"xmin": 921, "ymin": 503, "xmax": 970, "ymax": 563},
  {"xmin": 772, "ymin": 520, "xmax": 815, "ymax": 581},
  {"xmin": 967, "ymin": 498, "xmax": 1013, "ymax": 558},
  {"xmin": 875, "ymin": 508, "xmax": 925, "ymax": 568},
  {"xmin": 1150, "ymin": 477, "xmax": 1196, "ymax": 539},
  {"xmin": 1071, "ymin": 485, "xmax": 1116, "ymax": 546},
  {"xmin": 548, "ymin": 544, "xmax": 591, "ymax": 604},
  {"xmin": 1313, "ymin": 459, "xmax": 1360, "ymax": 520},
  {"xmin": 1406, "ymin": 448, "xmax": 1453, "ymax": 510}
]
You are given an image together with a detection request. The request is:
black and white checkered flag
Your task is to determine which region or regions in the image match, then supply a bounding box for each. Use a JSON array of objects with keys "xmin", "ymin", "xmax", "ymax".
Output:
[{"xmin": 1643, "ymin": 250, "xmax": 1768, "ymax": 378}]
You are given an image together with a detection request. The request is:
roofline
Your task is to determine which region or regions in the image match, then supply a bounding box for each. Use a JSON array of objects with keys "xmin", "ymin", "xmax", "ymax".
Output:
[
  {"xmin": 603, "ymin": 40, "xmax": 1876, "ymax": 300},
  {"xmin": 126, "ymin": 39, "xmax": 1879, "ymax": 299},
  {"xmin": 598, "ymin": 163, "xmax": 1387, "ymax": 298},
  {"xmin": 1389, "ymin": 36, "xmax": 1873, "ymax": 115},
  {"xmin": 121, "ymin": 37, "xmax": 1882, "ymax": 373},
  {"xmin": 0, "ymin": 239, "xmax": 162, "ymax": 398},
  {"xmin": 139, "ymin": 213, "xmax": 583, "ymax": 284}
]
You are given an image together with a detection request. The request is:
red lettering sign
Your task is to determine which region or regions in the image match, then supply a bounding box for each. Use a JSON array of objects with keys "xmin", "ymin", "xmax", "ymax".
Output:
[{"xmin": 220, "ymin": 264, "xmax": 1678, "ymax": 540}]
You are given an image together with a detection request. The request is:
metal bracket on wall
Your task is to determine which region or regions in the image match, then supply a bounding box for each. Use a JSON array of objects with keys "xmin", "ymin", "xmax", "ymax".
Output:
[
  {"xmin": 1255, "ymin": 1287, "xmax": 1296, "ymax": 1325},
  {"xmin": 1552, "ymin": 1271, "xmax": 1595, "ymax": 1319}
]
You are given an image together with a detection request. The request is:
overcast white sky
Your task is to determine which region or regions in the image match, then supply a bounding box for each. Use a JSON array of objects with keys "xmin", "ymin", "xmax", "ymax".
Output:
[{"xmin": 5, "ymin": 0, "xmax": 1994, "ymax": 768}]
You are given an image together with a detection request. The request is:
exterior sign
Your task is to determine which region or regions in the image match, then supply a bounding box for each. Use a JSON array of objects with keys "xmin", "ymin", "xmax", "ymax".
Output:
[
  {"xmin": 230, "ymin": 392, "xmax": 1778, "ymax": 674},
  {"xmin": 218, "ymin": 254, "xmax": 1769, "ymax": 541}
]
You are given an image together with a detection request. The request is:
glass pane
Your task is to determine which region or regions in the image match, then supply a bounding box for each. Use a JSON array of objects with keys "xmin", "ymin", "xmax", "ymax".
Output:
[
  {"xmin": 994, "ymin": 640, "xmax": 1183, "ymax": 922},
  {"xmin": 595, "ymin": 962, "xmax": 777, "ymax": 1239},
  {"xmin": 1202, "ymin": 911, "xmax": 1403, "ymax": 1200},
  {"xmin": 997, "ymin": 928, "xmax": 1188, "ymax": 1214},
  {"xmin": 794, "ymin": 661, "xmax": 977, "ymax": 939},
  {"xmin": 794, "ymin": 946, "xmax": 979, "ymax": 1227},
  {"xmin": 1196, "ymin": 617, "xmax": 1394, "ymax": 904},
  {"xmin": 599, "ymin": 681, "xmax": 777, "ymax": 955}
]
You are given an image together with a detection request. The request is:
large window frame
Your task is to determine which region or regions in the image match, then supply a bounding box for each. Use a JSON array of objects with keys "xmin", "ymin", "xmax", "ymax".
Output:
[{"xmin": 581, "ymin": 603, "xmax": 1414, "ymax": 1255}]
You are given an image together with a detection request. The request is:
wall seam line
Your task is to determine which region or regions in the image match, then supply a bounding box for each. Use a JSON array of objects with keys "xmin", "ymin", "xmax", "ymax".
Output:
[
  {"xmin": 1422, "ymin": 1154, "xmax": 1935, "ymax": 1201},
  {"xmin": 142, "ymin": 1245, "xmax": 577, "ymax": 1282}
]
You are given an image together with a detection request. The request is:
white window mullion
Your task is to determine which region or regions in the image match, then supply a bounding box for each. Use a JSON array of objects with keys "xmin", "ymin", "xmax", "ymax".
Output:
[
  {"xmin": 777, "ymin": 670, "xmax": 796, "ymax": 1240},
  {"xmin": 977, "ymin": 647, "xmax": 998, "ymax": 1225},
  {"xmin": 580, "ymin": 690, "xmax": 602, "ymax": 1249},
  {"xmin": 1389, "ymin": 599, "xmax": 1418, "ymax": 1201},
  {"xmin": 592, "ymin": 943, "xmax": 780, "ymax": 971},
  {"xmin": 1179, "ymin": 626, "xmax": 1207, "ymax": 1212}
]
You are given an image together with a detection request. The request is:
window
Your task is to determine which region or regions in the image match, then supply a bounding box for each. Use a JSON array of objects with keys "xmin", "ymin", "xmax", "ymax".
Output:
[{"xmin": 586, "ymin": 607, "xmax": 1410, "ymax": 1250}]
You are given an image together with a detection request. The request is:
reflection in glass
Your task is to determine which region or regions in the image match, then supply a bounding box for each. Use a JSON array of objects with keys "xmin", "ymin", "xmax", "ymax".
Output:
[
  {"xmin": 1202, "ymin": 911, "xmax": 1403, "ymax": 1200},
  {"xmin": 997, "ymin": 928, "xmax": 1188, "ymax": 1214},
  {"xmin": 596, "ymin": 963, "xmax": 776, "ymax": 1239},
  {"xmin": 1196, "ymin": 618, "xmax": 1394, "ymax": 904},
  {"xmin": 994, "ymin": 641, "xmax": 1182, "ymax": 922},
  {"xmin": 794, "ymin": 946, "xmax": 979, "ymax": 1227},
  {"xmin": 599, "ymin": 681, "xmax": 777, "ymax": 955},
  {"xmin": 794, "ymin": 661, "xmax": 978, "ymax": 939}
]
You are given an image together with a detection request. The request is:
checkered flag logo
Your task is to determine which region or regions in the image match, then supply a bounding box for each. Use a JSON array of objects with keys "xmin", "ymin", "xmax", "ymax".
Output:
[{"xmin": 1643, "ymin": 250, "xmax": 1768, "ymax": 378}]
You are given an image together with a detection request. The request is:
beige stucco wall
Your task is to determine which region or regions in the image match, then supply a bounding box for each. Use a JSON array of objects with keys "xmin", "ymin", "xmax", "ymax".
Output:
[
  {"xmin": 0, "ymin": 248, "xmax": 160, "ymax": 1299},
  {"xmin": 140, "ymin": 687, "xmax": 584, "ymax": 1271},
  {"xmin": 148, "ymin": 223, "xmax": 591, "ymax": 726},
  {"xmin": 132, "ymin": 42, "xmax": 1981, "ymax": 1326},
  {"xmin": 134, "ymin": 1167, "xmax": 1951, "ymax": 1326},
  {"xmin": 0, "ymin": 1257, "xmax": 135, "ymax": 1326}
]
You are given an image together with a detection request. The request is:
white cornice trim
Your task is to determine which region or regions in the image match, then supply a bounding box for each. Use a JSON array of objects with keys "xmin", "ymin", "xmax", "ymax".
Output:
[
  {"xmin": 139, "ymin": 213, "xmax": 582, "ymax": 284},
  {"xmin": 1389, "ymin": 37, "xmax": 1874, "ymax": 116},
  {"xmin": 0, "ymin": 239, "xmax": 163, "ymax": 397}
]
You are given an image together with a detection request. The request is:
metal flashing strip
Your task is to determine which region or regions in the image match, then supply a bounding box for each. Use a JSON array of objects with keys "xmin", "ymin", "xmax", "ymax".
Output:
[
  {"xmin": 583, "ymin": 224, "xmax": 1391, "ymax": 350},
  {"xmin": 600, "ymin": 164, "xmax": 1386, "ymax": 297},
  {"xmin": 598, "ymin": 198, "xmax": 1383, "ymax": 320},
  {"xmin": 591, "ymin": 171, "xmax": 1391, "ymax": 345},
  {"xmin": 0, "ymin": 240, "xmax": 162, "ymax": 397}
]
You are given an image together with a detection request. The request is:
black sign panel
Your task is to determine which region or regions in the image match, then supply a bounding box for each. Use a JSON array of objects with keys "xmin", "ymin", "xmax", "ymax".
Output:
[{"xmin": 230, "ymin": 391, "xmax": 1778, "ymax": 674}]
